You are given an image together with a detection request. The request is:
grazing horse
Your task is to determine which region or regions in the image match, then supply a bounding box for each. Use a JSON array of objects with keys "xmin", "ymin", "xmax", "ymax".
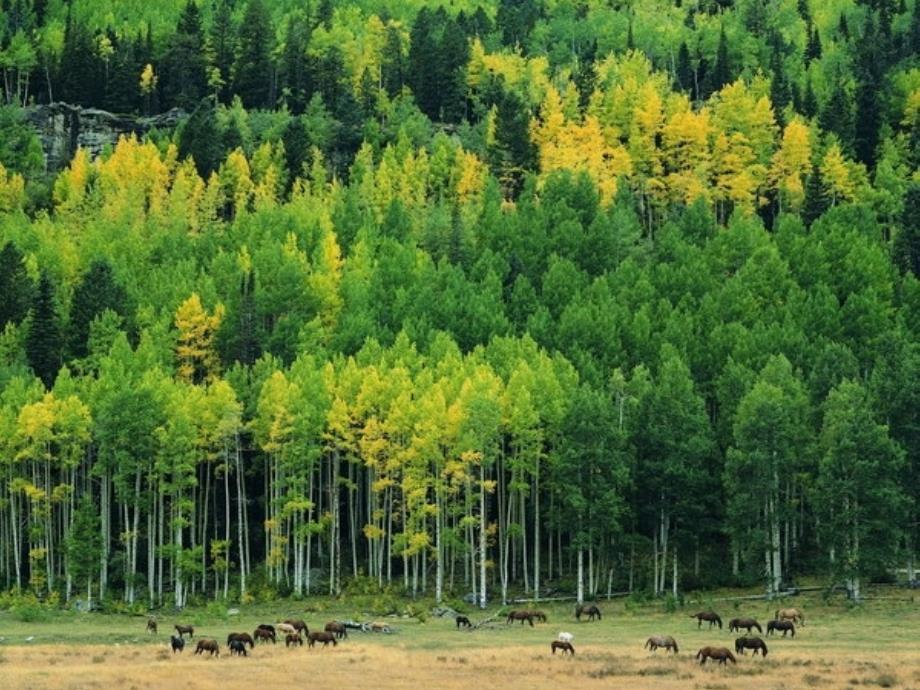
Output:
[
  {"xmin": 775, "ymin": 607, "xmax": 805, "ymax": 626},
  {"xmin": 146, "ymin": 617, "xmax": 157, "ymax": 634},
  {"xmin": 170, "ymin": 635, "xmax": 185, "ymax": 653},
  {"xmin": 277, "ymin": 623, "xmax": 298, "ymax": 637},
  {"xmin": 507, "ymin": 610, "xmax": 534, "ymax": 627},
  {"xmin": 728, "ymin": 618, "xmax": 762, "ymax": 634},
  {"xmin": 696, "ymin": 646, "xmax": 736, "ymax": 665},
  {"xmin": 194, "ymin": 639, "xmax": 220, "ymax": 657},
  {"xmin": 174, "ymin": 624, "xmax": 194, "ymax": 639},
  {"xmin": 766, "ymin": 620, "xmax": 795, "ymax": 637},
  {"xmin": 284, "ymin": 619, "xmax": 309, "ymax": 635},
  {"xmin": 645, "ymin": 635, "xmax": 679, "ymax": 653},
  {"xmin": 254, "ymin": 627, "xmax": 276, "ymax": 644},
  {"xmin": 530, "ymin": 610, "xmax": 548, "ymax": 623},
  {"xmin": 286, "ymin": 633, "xmax": 304, "ymax": 647},
  {"xmin": 690, "ymin": 612, "xmax": 722, "ymax": 629},
  {"xmin": 227, "ymin": 632, "xmax": 255, "ymax": 649},
  {"xmin": 456, "ymin": 615, "xmax": 472, "ymax": 629},
  {"xmin": 325, "ymin": 621, "xmax": 348, "ymax": 639},
  {"xmin": 575, "ymin": 604, "xmax": 601, "ymax": 622},
  {"xmin": 229, "ymin": 639, "xmax": 248, "ymax": 657},
  {"xmin": 551, "ymin": 641, "xmax": 575, "ymax": 655},
  {"xmin": 256, "ymin": 624, "xmax": 275, "ymax": 635},
  {"xmin": 308, "ymin": 631, "xmax": 338, "ymax": 648},
  {"xmin": 735, "ymin": 636, "xmax": 768, "ymax": 657},
  {"xmin": 557, "ymin": 632, "xmax": 574, "ymax": 643}
]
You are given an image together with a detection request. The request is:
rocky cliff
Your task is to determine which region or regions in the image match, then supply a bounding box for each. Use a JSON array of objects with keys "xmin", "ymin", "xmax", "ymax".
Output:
[{"xmin": 25, "ymin": 103, "xmax": 186, "ymax": 172}]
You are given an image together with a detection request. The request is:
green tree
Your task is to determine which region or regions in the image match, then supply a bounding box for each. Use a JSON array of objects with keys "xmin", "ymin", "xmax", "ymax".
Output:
[
  {"xmin": 233, "ymin": 0, "xmax": 274, "ymax": 109},
  {"xmin": 0, "ymin": 242, "xmax": 33, "ymax": 329},
  {"xmin": 25, "ymin": 272, "xmax": 63, "ymax": 388},
  {"xmin": 66, "ymin": 494, "xmax": 102, "ymax": 605},
  {"xmin": 160, "ymin": 0, "xmax": 208, "ymax": 109},
  {"xmin": 68, "ymin": 259, "xmax": 129, "ymax": 361}
]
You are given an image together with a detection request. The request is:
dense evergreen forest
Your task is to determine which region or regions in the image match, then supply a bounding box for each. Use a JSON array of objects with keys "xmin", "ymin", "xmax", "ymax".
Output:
[{"xmin": 0, "ymin": 0, "xmax": 918, "ymax": 611}]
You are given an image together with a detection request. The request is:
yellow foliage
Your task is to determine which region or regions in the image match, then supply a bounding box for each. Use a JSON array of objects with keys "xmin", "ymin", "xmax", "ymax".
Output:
[
  {"xmin": 662, "ymin": 107, "xmax": 712, "ymax": 205},
  {"xmin": 770, "ymin": 118, "xmax": 812, "ymax": 210},
  {"xmin": 0, "ymin": 161, "xmax": 25, "ymax": 212},
  {"xmin": 712, "ymin": 131, "xmax": 766, "ymax": 214},
  {"xmin": 821, "ymin": 142, "xmax": 855, "ymax": 205},
  {"xmin": 218, "ymin": 148, "xmax": 254, "ymax": 217},
  {"xmin": 52, "ymin": 148, "xmax": 92, "ymax": 212},
  {"xmin": 139, "ymin": 63, "xmax": 157, "ymax": 94},
  {"xmin": 174, "ymin": 293, "xmax": 225, "ymax": 384},
  {"xmin": 96, "ymin": 136, "xmax": 171, "ymax": 221},
  {"xmin": 167, "ymin": 158, "xmax": 206, "ymax": 233}
]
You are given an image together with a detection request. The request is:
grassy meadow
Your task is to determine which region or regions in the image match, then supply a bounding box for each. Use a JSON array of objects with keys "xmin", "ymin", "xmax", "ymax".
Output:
[{"xmin": 0, "ymin": 589, "xmax": 918, "ymax": 689}]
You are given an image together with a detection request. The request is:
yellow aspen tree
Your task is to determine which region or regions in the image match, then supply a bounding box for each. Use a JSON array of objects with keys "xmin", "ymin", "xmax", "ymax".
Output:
[
  {"xmin": 52, "ymin": 148, "xmax": 93, "ymax": 213},
  {"xmin": 662, "ymin": 107, "xmax": 712, "ymax": 206},
  {"xmin": 167, "ymin": 159, "xmax": 206, "ymax": 233},
  {"xmin": 309, "ymin": 228, "xmax": 344, "ymax": 335},
  {"xmin": 712, "ymin": 131, "xmax": 764, "ymax": 218},
  {"xmin": 218, "ymin": 148, "xmax": 254, "ymax": 218},
  {"xmin": 251, "ymin": 141, "xmax": 285, "ymax": 208},
  {"xmin": 821, "ymin": 141, "xmax": 856, "ymax": 206},
  {"xmin": 770, "ymin": 118, "xmax": 812, "ymax": 212},
  {"xmin": 174, "ymin": 293, "xmax": 225, "ymax": 384},
  {"xmin": 0, "ymin": 162, "xmax": 25, "ymax": 212}
]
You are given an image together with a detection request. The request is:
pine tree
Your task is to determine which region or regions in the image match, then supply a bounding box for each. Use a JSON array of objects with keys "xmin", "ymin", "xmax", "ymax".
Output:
[
  {"xmin": 178, "ymin": 96, "xmax": 224, "ymax": 178},
  {"xmin": 675, "ymin": 41, "xmax": 693, "ymax": 93},
  {"xmin": 797, "ymin": 0, "xmax": 811, "ymax": 23},
  {"xmin": 381, "ymin": 24, "xmax": 406, "ymax": 97},
  {"xmin": 0, "ymin": 242, "xmax": 33, "ymax": 328},
  {"xmin": 894, "ymin": 184, "xmax": 920, "ymax": 276},
  {"xmin": 279, "ymin": 12, "xmax": 310, "ymax": 114},
  {"xmin": 488, "ymin": 84, "xmax": 536, "ymax": 199},
  {"xmin": 838, "ymin": 13, "xmax": 850, "ymax": 40},
  {"xmin": 25, "ymin": 272, "xmax": 63, "ymax": 387},
  {"xmin": 438, "ymin": 17, "xmax": 471, "ymax": 123},
  {"xmin": 802, "ymin": 163, "xmax": 828, "ymax": 226},
  {"xmin": 68, "ymin": 259, "xmax": 129, "ymax": 360},
  {"xmin": 496, "ymin": 0, "xmax": 540, "ymax": 47},
  {"xmin": 408, "ymin": 8, "xmax": 440, "ymax": 120},
  {"xmin": 819, "ymin": 76, "xmax": 855, "ymax": 155},
  {"xmin": 801, "ymin": 73, "xmax": 818, "ymax": 118},
  {"xmin": 854, "ymin": 19, "xmax": 882, "ymax": 168},
  {"xmin": 209, "ymin": 0, "xmax": 237, "ymax": 104},
  {"xmin": 160, "ymin": 1, "xmax": 208, "ymax": 110},
  {"xmin": 805, "ymin": 25, "xmax": 822, "ymax": 63},
  {"xmin": 770, "ymin": 43, "xmax": 791, "ymax": 126},
  {"xmin": 704, "ymin": 25, "xmax": 732, "ymax": 97},
  {"xmin": 234, "ymin": 0, "xmax": 274, "ymax": 109}
]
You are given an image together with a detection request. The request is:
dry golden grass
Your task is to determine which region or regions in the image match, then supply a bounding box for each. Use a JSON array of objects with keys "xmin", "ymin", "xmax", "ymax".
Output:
[{"xmin": 1, "ymin": 639, "xmax": 918, "ymax": 690}]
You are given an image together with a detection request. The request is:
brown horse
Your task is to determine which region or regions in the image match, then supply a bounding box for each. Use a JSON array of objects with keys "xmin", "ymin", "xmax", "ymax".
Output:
[
  {"xmin": 507, "ymin": 610, "xmax": 534, "ymax": 626},
  {"xmin": 308, "ymin": 631, "xmax": 338, "ymax": 648},
  {"xmin": 286, "ymin": 633, "xmax": 304, "ymax": 647},
  {"xmin": 696, "ymin": 646, "xmax": 736, "ymax": 665},
  {"xmin": 194, "ymin": 639, "xmax": 220, "ymax": 657},
  {"xmin": 456, "ymin": 615, "xmax": 472, "ymax": 629},
  {"xmin": 253, "ymin": 628, "xmax": 276, "ymax": 644},
  {"xmin": 284, "ymin": 619, "xmax": 309, "ymax": 635},
  {"xmin": 174, "ymin": 624, "xmax": 194, "ymax": 639},
  {"xmin": 690, "ymin": 612, "xmax": 722, "ymax": 629},
  {"xmin": 735, "ymin": 636, "xmax": 768, "ymax": 657},
  {"xmin": 728, "ymin": 618, "xmax": 762, "ymax": 634},
  {"xmin": 170, "ymin": 635, "xmax": 185, "ymax": 653},
  {"xmin": 227, "ymin": 632, "xmax": 255, "ymax": 649},
  {"xmin": 530, "ymin": 610, "xmax": 548, "ymax": 623},
  {"xmin": 775, "ymin": 607, "xmax": 805, "ymax": 625},
  {"xmin": 228, "ymin": 639, "xmax": 248, "ymax": 657},
  {"xmin": 146, "ymin": 617, "xmax": 157, "ymax": 634},
  {"xmin": 766, "ymin": 619, "xmax": 795, "ymax": 637},
  {"xmin": 575, "ymin": 604, "xmax": 601, "ymax": 621},
  {"xmin": 645, "ymin": 635, "xmax": 679, "ymax": 653},
  {"xmin": 551, "ymin": 640, "xmax": 575, "ymax": 655},
  {"xmin": 325, "ymin": 621, "xmax": 348, "ymax": 639}
]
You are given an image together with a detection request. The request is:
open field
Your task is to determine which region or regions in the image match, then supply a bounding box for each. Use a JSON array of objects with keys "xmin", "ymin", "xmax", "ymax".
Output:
[{"xmin": 1, "ymin": 590, "xmax": 919, "ymax": 689}]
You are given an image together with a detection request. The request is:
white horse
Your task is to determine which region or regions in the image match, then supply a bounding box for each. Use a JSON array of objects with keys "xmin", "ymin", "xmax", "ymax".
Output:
[
  {"xmin": 557, "ymin": 631, "xmax": 574, "ymax": 643},
  {"xmin": 277, "ymin": 622, "xmax": 298, "ymax": 636}
]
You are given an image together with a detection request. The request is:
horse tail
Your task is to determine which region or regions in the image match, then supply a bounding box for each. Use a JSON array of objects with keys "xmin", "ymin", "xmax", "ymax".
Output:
[
  {"xmin": 716, "ymin": 615, "xmax": 722, "ymax": 628},
  {"xmin": 673, "ymin": 640, "xmax": 678, "ymax": 653},
  {"xmin": 728, "ymin": 651, "xmax": 736, "ymax": 664}
]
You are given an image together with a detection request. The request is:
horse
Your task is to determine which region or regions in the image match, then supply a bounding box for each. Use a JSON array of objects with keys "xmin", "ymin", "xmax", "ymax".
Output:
[
  {"xmin": 775, "ymin": 607, "xmax": 805, "ymax": 625},
  {"xmin": 766, "ymin": 619, "xmax": 795, "ymax": 637},
  {"xmin": 690, "ymin": 612, "xmax": 722, "ymax": 629},
  {"xmin": 254, "ymin": 627, "xmax": 276, "ymax": 644},
  {"xmin": 728, "ymin": 618, "xmax": 762, "ymax": 634},
  {"xmin": 308, "ymin": 631, "xmax": 338, "ymax": 648},
  {"xmin": 456, "ymin": 615, "xmax": 472, "ymax": 629},
  {"xmin": 194, "ymin": 639, "xmax": 220, "ymax": 657},
  {"xmin": 645, "ymin": 635, "xmax": 679, "ymax": 653},
  {"xmin": 507, "ymin": 610, "xmax": 534, "ymax": 627},
  {"xmin": 146, "ymin": 617, "xmax": 157, "ymax": 634},
  {"xmin": 575, "ymin": 604, "xmax": 601, "ymax": 621},
  {"xmin": 227, "ymin": 632, "xmax": 255, "ymax": 649},
  {"xmin": 286, "ymin": 633, "xmax": 304, "ymax": 647},
  {"xmin": 256, "ymin": 624, "xmax": 275, "ymax": 635},
  {"xmin": 696, "ymin": 646, "xmax": 736, "ymax": 665},
  {"xmin": 284, "ymin": 619, "xmax": 309, "ymax": 635},
  {"xmin": 325, "ymin": 621, "xmax": 348, "ymax": 639},
  {"xmin": 277, "ymin": 623, "xmax": 298, "ymax": 637},
  {"xmin": 229, "ymin": 639, "xmax": 248, "ymax": 657},
  {"xmin": 735, "ymin": 636, "xmax": 768, "ymax": 657},
  {"xmin": 370, "ymin": 622, "xmax": 392, "ymax": 633},
  {"xmin": 170, "ymin": 635, "xmax": 185, "ymax": 653},
  {"xmin": 557, "ymin": 632, "xmax": 574, "ymax": 643},
  {"xmin": 174, "ymin": 624, "xmax": 194, "ymax": 639},
  {"xmin": 530, "ymin": 610, "xmax": 548, "ymax": 623},
  {"xmin": 551, "ymin": 640, "xmax": 575, "ymax": 655}
]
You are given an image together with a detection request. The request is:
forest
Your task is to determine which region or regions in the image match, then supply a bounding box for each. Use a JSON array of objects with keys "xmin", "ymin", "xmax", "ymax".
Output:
[{"xmin": 0, "ymin": 0, "xmax": 918, "ymax": 611}]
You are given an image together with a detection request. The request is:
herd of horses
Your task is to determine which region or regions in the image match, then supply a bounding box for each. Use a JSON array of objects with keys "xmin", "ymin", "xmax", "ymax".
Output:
[{"xmin": 151, "ymin": 617, "xmax": 358, "ymax": 658}]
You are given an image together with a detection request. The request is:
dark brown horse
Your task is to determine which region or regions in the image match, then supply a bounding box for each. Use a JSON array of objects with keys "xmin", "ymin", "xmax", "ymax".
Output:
[
  {"xmin": 690, "ymin": 612, "xmax": 722, "ymax": 629},
  {"xmin": 174, "ymin": 624, "xmax": 194, "ymax": 639},
  {"xmin": 227, "ymin": 632, "xmax": 255, "ymax": 649},
  {"xmin": 735, "ymin": 636, "xmax": 768, "ymax": 657},
  {"xmin": 325, "ymin": 621, "xmax": 348, "ymax": 639},
  {"xmin": 146, "ymin": 617, "xmax": 157, "ymax": 634},
  {"xmin": 170, "ymin": 635, "xmax": 185, "ymax": 653},
  {"xmin": 194, "ymin": 639, "xmax": 220, "ymax": 657},
  {"xmin": 575, "ymin": 604, "xmax": 601, "ymax": 621},
  {"xmin": 550, "ymin": 640, "xmax": 575, "ymax": 655},
  {"xmin": 456, "ymin": 615, "xmax": 472, "ymax": 629},
  {"xmin": 507, "ymin": 610, "xmax": 534, "ymax": 626},
  {"xmin": 308, "ymin": 631, "xmax": 338, "ymax": 648},
  {"xmin": 645, "ymin": 635, "xmax": 679, "ymax": 653},
  {"xmin": 696, "ymin": 646, "xmax": 736, "ymax": 665},
  {"xmin": 286, "ymin": 633, "xmax": 304, "ymax": 647},
  {"xmin": 728, "ymin": 618, "xmax": 762, "ymax": 634},
  {"xmin": 766, "ymin": 619, "xmax": 795, "ymax": 637},
  {"xmin": 253, "ymin": 628, "xmax": 276, "ymax": 644},
  {"xmin": 284, "ymin": 619, "xmax": 309, "ymax": 635},
  {"xmin": 228, "ymin": 639, "xmax": 248, "ymax": 657},
  {"xmin": 529, "ymin": 610, "xmax": 547, "ymax": 623}
]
